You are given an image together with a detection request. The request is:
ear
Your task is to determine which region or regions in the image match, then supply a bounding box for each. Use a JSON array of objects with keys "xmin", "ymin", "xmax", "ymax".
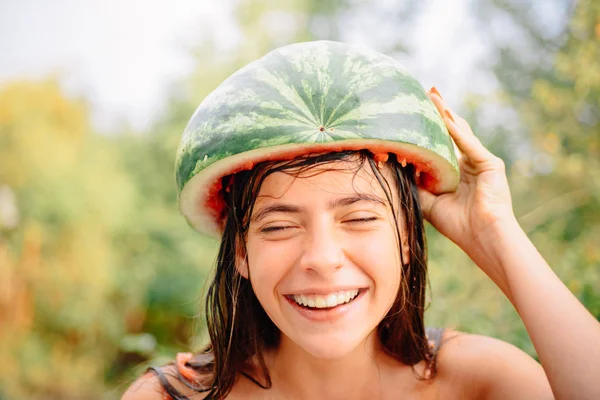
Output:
[{"xmin": 235, "ymin": 238, "xmax": 249, "ymax": 279}]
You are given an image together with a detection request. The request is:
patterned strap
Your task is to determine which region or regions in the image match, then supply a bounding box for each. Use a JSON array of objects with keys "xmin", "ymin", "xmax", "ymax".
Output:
[{"xmin": 425, "ymin": 326, "xmax": 445, "ymax": 354}]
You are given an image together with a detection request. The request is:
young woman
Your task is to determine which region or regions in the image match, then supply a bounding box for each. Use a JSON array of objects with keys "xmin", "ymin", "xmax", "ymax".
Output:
[{"xmin": 123, "ymin": 42, "xmax": 600, "ymax": 399}]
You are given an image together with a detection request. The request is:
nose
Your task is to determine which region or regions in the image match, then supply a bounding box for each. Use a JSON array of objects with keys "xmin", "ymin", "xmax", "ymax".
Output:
[{"xmin": 298, "ymin": 218, "xmax": 343, "ymax": 276}]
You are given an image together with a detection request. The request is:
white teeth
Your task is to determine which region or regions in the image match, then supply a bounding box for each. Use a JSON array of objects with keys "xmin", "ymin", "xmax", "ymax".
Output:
[
  {"xmin": 326, "ymin": 294, "xmax": 338, "ymax": 307},
  {"xmin": 292, "ymin": 289, "xmax": 360, "ymax": 309},
  {"xmin": 343, "ymin": 292, "xmax": 350, "ymax": 303},
  {"xmin": 315, "ymin": 297, "xmax": 327, "ymax": 308}
]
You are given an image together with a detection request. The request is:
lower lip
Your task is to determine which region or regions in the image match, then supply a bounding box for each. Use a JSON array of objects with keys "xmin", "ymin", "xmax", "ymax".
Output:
[{"xmin": 284, "ymin": 289, "xmax": 367, "ymax": 322}]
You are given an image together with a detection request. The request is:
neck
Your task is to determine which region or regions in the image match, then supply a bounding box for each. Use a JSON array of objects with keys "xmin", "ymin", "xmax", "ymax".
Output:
[{"xmin": 267, "ymin": 330, "xmax": 393, "ymax": 400}]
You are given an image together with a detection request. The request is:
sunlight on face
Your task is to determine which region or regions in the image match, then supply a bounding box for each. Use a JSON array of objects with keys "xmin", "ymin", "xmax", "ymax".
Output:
[{"xmin": 243, "ymin": 159, "xmax": 408, "ymax": 359}]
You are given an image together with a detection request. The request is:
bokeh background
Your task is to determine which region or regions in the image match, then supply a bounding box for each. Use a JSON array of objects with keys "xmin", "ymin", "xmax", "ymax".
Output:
[{"xmin": 0, "ymin": 0, "xmax": 598, "ymax": 398}]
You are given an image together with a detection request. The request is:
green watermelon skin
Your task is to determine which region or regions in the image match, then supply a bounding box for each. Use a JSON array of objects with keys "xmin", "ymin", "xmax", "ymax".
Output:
[{"xmin": 175, "ymin": 40, "xmax": 459, "ymax": 235}]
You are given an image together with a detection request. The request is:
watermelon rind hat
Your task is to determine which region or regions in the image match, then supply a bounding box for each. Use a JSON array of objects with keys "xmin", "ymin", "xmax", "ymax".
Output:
[{"xmin": 175, "ymin": 40, "xmax": 459, "ymax": 237}]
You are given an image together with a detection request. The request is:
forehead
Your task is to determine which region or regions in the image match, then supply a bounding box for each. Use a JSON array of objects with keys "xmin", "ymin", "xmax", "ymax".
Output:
[{"xmin": 255, "ymin": 159, "xmax": 397, "ymax": 204}]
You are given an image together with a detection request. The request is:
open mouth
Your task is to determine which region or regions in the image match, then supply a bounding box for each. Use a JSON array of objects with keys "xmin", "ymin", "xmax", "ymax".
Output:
[{"xmin": 286, "ymin": 289, "xmax": 365, "ymax": 310}]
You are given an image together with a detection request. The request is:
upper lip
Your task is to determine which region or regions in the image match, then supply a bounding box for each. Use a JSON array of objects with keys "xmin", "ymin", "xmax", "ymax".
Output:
[{"xmin": 284, "ymin": 287, "xmax": 366, "ymax": 296}]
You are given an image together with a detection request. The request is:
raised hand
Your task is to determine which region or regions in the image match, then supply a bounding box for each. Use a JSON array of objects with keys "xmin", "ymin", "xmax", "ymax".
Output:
[
  {"xmin": 419, "ymin": 88, "xmax": 600, "ymax": 400},
  {"xmin": 418, "ymin": 88, "xmax": 517, "ymax": 274}
]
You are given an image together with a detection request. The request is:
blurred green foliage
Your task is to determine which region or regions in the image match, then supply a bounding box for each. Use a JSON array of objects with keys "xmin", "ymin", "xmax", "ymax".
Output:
[{"xmin": 0, "ymin": 0, "xmax": 598, "ymax": 398}]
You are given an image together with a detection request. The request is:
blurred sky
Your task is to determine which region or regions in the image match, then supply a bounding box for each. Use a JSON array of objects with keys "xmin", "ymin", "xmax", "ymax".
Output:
[{"xmin": 0, "ymin": 0, "xmax": 492, "ymax": 133}]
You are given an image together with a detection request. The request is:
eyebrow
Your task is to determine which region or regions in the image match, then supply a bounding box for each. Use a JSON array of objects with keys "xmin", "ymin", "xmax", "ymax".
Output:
[
  {"xmin": 251, "ymin": 194, "xmax": 385, "ymax": 223},
  {"xmin": 327, "ymin": 193, "xmax": 385, "ymax": 209},
  {"xmin": 251, "ymin": 204, "xmax": 304, "ymax": 223}
]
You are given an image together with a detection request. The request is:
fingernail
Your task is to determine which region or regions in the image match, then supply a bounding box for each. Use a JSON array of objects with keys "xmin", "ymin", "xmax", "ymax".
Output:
[
  {"xmin": 430, "ymin": 86, "xmax": 443, "ymax": 99},
  {"xmin": 444, "ymin": 109, "xmax": 455, "ymax": 123}
]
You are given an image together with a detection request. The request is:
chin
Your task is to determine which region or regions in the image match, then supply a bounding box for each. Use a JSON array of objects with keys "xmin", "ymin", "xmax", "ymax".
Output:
[
  {"xmin": 288, "ymin": 330, "xmax": 376, "ymax": 360},
  {"xmin": 300, "ymin": 342, "xmax": 359, "ymax": 360}
]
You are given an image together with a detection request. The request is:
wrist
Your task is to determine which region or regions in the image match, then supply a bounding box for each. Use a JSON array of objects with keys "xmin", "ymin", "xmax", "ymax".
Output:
[
  {"xmin": 463, "ymin": 215, "xmax": 521, "ymax": 260},
  {"xmin": 482, "ymin": 215, "xmax": 523, "ymax": 248},
  {"xmin": 465, "ymin": 216, "xmax": 523, "ymax": 299}
]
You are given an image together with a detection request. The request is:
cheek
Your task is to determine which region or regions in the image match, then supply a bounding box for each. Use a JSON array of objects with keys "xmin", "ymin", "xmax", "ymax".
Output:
[
  {"xmin": 246, "ymin": 240, "xmax": 296, "ymax": 296},
  {"xmin": 349, "ymin": 230, "xmax": 402, "ymax": 297}
]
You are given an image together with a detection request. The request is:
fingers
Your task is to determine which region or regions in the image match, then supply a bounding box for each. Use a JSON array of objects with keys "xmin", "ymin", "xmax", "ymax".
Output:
[
  {"xmin": 429, "ymin": 93, "xmax": 462, "ymax": 161},
  {"xmin": 443, "ymin": 110, "xmax": 492, "ymax": 165},
  {"xmin": 428, "ymin": 87, "xmax": 495, "ymax": 165},
  {"xmin": 417, "ymin": 187, "xmax": 435, "ymax": 221},
  {"xmin": 428, "ymin": 87, "xmax": 445, "ymax": 117}
]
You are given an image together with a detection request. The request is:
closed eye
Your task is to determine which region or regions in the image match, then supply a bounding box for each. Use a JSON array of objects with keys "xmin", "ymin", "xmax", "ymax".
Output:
[
  {"xmin": 344, "ymin": 217, "xmax": 379, "ymax": 223},
  {"xmin": 261, "ymin": 225, "xmax": 295, "ymax": 233}
]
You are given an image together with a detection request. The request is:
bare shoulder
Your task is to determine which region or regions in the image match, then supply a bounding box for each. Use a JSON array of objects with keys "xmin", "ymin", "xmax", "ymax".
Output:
[
  {"xmin": 120, "ymin": 365, "xmax": 258, "ymax": 400},
  {"xmin": 121, "ymin": 366, "xmax": 209, "ymax": 400},
  {"xmin": 121, "ymin": 370, "xmax": 167, "ymax": 400},
  {"xmin": 436, "ymin": 329, "xmax": 554, "ymax": 399}
]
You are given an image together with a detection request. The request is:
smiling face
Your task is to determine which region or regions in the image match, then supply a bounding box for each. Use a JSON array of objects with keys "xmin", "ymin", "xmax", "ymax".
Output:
[{"xmin": 238, "ymin": 158, "xmax": 410, "ymax": 359}]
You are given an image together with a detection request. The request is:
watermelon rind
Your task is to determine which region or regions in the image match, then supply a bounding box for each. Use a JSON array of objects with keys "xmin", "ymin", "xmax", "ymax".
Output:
[{"xmin": 175, "ymin": 40, "xmax": 459, "ymax": 237}]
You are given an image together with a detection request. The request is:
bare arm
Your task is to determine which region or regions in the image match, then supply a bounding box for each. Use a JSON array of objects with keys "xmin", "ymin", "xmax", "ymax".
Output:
[
  {"xmin": 473, "ymin": 218, "xmax": 600, "ymax": 400},
  {"xmin": 421, "ymin": 88, "xmax": 600, "ymax": 399}
]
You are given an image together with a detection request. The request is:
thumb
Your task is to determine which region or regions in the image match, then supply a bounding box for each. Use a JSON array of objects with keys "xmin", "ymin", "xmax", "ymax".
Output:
[{"xmin": 417, "ymin": 187, "xmax": 436, "ymax": 221}]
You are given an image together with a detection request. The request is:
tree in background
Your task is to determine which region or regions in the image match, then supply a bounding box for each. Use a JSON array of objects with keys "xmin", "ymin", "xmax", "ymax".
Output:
[
  {"xmin": 0, "ymin": 80, "xmax": 142, "ymax": 398},
  {"xmin": 505, "ymin": 0, "xmax": 600, "ymax": 320},
  {"xmin": 0, "ymin": 81, "xmax": 213, "ymax": 400}
]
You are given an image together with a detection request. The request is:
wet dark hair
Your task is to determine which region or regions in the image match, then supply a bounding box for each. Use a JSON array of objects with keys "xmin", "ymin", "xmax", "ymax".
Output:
[{"xmin": 149, "ymin": 150, "xmax": 439, "ymax": 399}]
